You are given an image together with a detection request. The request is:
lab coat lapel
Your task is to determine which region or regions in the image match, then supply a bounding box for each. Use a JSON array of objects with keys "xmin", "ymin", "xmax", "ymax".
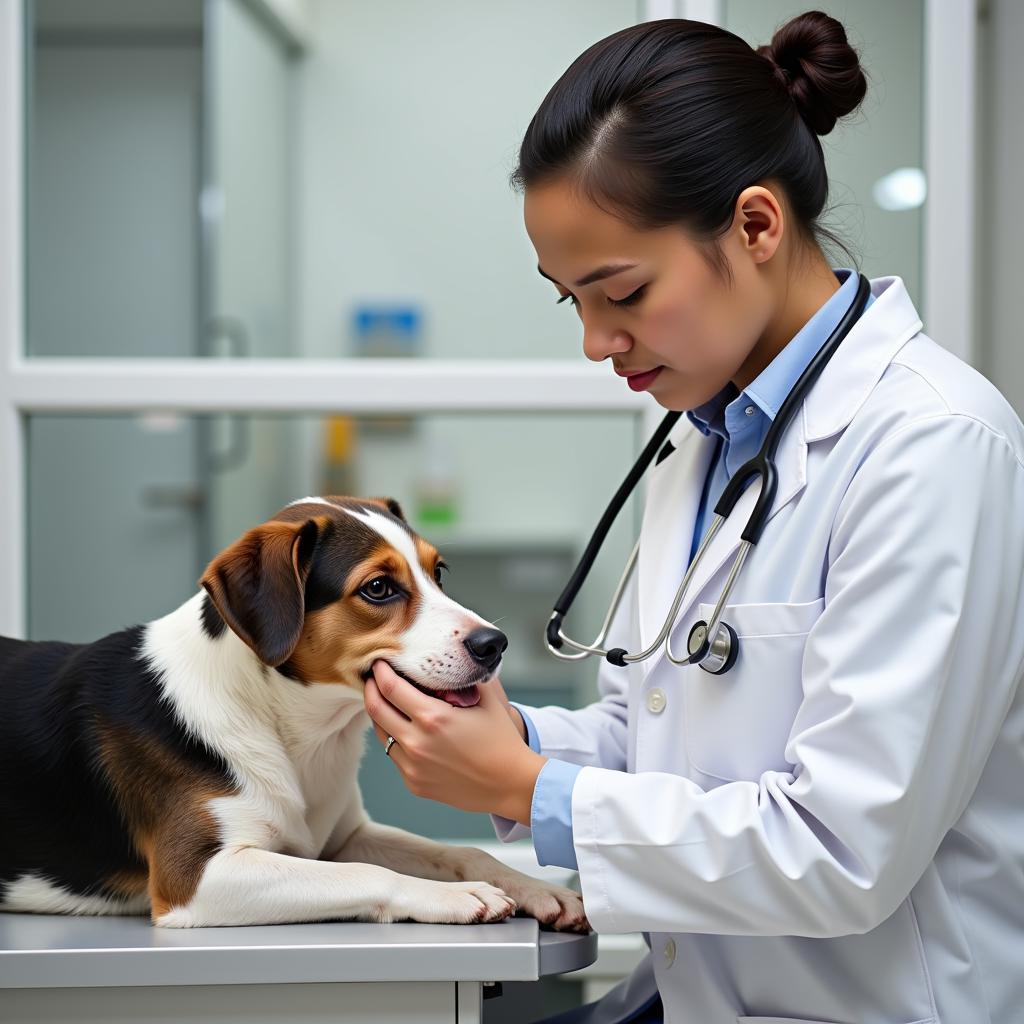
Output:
[
  {"xmin": 638, "ymin": 407, "xmax": 809, "ymax": 680},
  {"xmin": 636, "ymin": 425, "xmax": 715, "ymax": 658}
]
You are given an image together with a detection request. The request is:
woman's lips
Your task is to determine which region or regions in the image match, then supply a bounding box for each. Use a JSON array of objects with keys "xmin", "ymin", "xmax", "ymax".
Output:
[{"xmin": 625, "ymin": 367, "xmax": 663, "ymax": 392}]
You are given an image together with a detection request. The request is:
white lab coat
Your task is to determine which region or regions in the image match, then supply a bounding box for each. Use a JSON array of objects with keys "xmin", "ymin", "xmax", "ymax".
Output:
[{"xmin": 494, "ymin": 276, "xmax": 1024, "ymax": 1024}]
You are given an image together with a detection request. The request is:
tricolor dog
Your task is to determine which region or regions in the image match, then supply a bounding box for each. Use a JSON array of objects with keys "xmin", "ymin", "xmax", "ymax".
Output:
[{"xmin": 0, "ymin": 496, "xmax": 588, "ymax": 930}]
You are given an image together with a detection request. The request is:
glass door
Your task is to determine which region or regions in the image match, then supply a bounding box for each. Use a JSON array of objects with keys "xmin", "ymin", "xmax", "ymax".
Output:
[{"xmin": 25, "ymin": 0, "xmax": 205, "ymax": 639}]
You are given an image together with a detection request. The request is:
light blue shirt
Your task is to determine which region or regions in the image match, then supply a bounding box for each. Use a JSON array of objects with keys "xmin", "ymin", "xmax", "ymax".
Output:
[{"xmin": 518, "ymin": 269, "xmax": 873, "ymax": 871}]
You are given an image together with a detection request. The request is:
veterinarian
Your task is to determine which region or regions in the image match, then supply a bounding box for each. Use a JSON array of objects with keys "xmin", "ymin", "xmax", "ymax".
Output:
[{"xmin": 364, "ymin": 11, "xmax": 1024, "ymax": 1023}]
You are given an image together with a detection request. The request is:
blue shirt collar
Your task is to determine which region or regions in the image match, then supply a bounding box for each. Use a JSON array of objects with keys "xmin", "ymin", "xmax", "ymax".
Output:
[{"xmin": 687, "ymin": 268, "xmax": 863, "ymax": 438}]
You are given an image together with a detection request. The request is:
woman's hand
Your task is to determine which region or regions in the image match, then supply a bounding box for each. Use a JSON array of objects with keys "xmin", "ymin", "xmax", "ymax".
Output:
[{"xmin": 363, "ymin": 660, "xmax": 546, "ymax": 825}]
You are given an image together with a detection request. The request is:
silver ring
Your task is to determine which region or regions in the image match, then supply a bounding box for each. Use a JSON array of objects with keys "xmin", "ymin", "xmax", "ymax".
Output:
[{"xmin": 384, "ymin": 735, "xmax": 397, "ymax": 758}]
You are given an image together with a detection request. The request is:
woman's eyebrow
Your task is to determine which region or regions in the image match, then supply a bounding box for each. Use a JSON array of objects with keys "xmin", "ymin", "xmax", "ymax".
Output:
[{"xmin": 537, "ymin": 262, "xmax": 638, "ymax": 288}]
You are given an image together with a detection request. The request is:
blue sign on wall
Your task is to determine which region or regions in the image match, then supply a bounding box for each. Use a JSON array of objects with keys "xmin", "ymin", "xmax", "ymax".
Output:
[{"xmin": 350, "ymin": 304, "xmax": 423, "ymax": 357}]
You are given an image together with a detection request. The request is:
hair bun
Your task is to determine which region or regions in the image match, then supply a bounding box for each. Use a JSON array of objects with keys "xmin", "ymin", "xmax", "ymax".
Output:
[{"xmin": 756, "ymin": 10, "xmax": 867, "ymax": 136}]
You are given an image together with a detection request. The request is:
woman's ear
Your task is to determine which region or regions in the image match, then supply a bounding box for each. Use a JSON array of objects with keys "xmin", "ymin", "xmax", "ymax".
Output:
[
  {"xmin": 199, "ymin": 517, "xmax": 324, "ymax": 666},
  {"xmin": 732, "ymin": 184, "xmax": 784, "ymax": 263}
]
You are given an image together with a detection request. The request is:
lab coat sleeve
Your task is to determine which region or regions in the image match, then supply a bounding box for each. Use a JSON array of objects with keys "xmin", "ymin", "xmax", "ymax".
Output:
[
  {"xmin": 530, "ymin": 758, "xmax": 584, "ymax": 870},
  {"xmin": 572, "ymin": 414, "xmax": 1024, "ymax": 937},
  {"xmin": 512, "ymin": 703, "xmax": 542, "ymax": 753},
  {"xmin": 501, "ymin": 706, "xmax": 583, "ymax": 866},
  {"xmin": 492, "ymin": 707, "xmax": 584, "ymax": 866},
  {"xmin": 488, "ymin": 563, "xmax": 638, "ymax": 844}
]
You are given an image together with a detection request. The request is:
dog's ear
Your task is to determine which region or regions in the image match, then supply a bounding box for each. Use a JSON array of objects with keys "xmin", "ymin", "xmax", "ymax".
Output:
[
  {"xmin": 199, "ymin": 517, "xmax": 324, "ymax": 666},
  {"xmin": 375, "ymin": 497, "xmax": 407, "ymax": 524}
]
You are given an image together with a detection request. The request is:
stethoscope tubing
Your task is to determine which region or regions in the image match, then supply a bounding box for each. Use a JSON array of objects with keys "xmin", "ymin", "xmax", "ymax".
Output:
[{"xmin": 545, "ymin": 409, "xmax": 680, "ymax": 654}]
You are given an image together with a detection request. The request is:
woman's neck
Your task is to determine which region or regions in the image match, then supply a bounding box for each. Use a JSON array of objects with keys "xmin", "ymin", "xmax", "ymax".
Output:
[{"xmin": 732, "ymin": 255, "xmax": 841, "ymax": 392}]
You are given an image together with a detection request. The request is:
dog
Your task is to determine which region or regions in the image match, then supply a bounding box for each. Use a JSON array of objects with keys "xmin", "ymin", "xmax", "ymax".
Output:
[{"xmin": 0, "ymin": 495, "xmax": 589, "ymax": 931}]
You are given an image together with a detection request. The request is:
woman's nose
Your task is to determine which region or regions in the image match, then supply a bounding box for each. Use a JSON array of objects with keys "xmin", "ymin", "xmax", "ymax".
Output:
[{"xmin": 582, "ymin": 323, "xmax": 632, "ymax": 363}]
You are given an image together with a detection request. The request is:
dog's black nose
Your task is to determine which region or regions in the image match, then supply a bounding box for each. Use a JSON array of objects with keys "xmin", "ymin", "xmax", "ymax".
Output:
[{"xmin": 463, "ymin": 627, "xmax": 508, "ymax": 671}]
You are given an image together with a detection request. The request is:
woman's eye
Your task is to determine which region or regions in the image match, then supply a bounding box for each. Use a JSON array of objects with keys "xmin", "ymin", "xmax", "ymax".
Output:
[
  {"xmin": 608, "ymin": 284, "xmax": 647, "ymax": 308},
  {"xmin": 555, "ymin": 285, "xmax": 647, "ymax": 310},
  {"xmin": 433, "ymin": 562, "xmax": 449, "ymax": 588},
  {"xmin": 360, "ymin": 577, "xmax": 398, "ymax": 603}
]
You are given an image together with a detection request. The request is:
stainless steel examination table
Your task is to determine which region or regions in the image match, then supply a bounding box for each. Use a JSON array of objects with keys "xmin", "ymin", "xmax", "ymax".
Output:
[{"xmin": 0, "ymin": 912, "xmax": 597, "ymax": 1023}]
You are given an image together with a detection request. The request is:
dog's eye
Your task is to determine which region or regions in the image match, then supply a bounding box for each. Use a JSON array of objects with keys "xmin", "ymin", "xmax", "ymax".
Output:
[{"xmin": 359, "ymin": 577, "xmax": 399, "ymax": 603}]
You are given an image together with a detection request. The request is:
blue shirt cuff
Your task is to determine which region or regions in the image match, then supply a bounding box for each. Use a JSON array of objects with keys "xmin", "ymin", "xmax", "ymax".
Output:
[
  {"xmin": 510, "ymin": 702, "xmax": 541, "ymax": 754},
  {"xmin": 531, "ymin": 758, "xmax": 583, "ymax": 871}
]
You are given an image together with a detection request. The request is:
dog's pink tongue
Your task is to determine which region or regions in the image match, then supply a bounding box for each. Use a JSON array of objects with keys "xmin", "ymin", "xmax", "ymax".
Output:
[{"xmin": 442, "ymin": 685, "xmax": 481, "ymax": 708}]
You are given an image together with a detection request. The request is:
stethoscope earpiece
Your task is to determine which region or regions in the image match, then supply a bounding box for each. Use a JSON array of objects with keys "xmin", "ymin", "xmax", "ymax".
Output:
[{"xmin": 687, "ymin": 619, "xmax": 739, "ymax": 675}]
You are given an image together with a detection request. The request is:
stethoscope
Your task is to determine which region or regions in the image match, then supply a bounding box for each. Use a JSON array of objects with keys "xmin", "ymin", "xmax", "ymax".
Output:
[{"xmin": 544, "ymin": 272, "xmax": 872, "ymax": 676}]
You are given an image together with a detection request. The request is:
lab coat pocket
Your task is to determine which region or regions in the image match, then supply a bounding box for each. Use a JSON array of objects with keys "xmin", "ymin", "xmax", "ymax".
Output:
[
  {"xmin": 685, "ymin": 597, "xmax": 824, "ymax": 783},
  {"xmin": 737, "ymin": 1020, "xmax": 851, "ymax": 1024},
  {"xmin": 737, "ymin": 1018, "xmax": 933, "ymax": 1024},
  {"xmin": 737, "ymin": 1018, "xmax": 852, "ymax": 1024}
]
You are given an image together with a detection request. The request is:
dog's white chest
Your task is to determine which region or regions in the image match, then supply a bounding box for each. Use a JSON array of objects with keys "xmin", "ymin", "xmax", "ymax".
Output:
[
  {"xmin": 272, "ymin": 692, "xmax": 368, "ymax": 851},
  {"xmin": 288, "ymin": 712, "xmax": 369, "ymax": 850}
]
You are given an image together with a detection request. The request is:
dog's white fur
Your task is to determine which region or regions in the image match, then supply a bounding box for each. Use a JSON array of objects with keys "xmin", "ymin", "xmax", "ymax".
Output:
[{"xmin": 3, "ymin": 874, "xmax": 152, "ymax": 916}]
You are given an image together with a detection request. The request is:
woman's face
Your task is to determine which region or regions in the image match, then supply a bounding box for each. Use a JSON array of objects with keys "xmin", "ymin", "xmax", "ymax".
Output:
[{"xmin": 523, "ymin": 178, "xmax": 779, "ymax": 411}]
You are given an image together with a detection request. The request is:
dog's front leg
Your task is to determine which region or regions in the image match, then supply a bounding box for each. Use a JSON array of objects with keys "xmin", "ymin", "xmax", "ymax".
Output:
[
  {"xmin": 334, "ymin": 821, "xmax": 589, "ymax": 933},
  {"xmin": 154, "ymin": 846, "xmax": 514, "ymax": 928}
]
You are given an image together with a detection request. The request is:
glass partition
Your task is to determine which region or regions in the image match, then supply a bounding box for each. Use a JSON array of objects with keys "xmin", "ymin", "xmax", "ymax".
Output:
[{"xmin": 25, "ymin": 0, "xmax": 924, "ymax": 365}]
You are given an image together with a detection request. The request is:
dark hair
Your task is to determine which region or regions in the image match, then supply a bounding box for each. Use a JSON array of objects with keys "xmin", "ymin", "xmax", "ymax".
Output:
[{"xmin": 510, "ymin": 11, "xmax": 867, "ymax": 276}]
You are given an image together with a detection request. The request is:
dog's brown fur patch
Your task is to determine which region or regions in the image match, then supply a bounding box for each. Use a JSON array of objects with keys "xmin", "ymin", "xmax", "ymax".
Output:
[
  {"xmin": 95, "ymin": 720, "xmax": 235, "ymax": 921},
  {"xmin": 101, "ymin": 865, "xmax": 149, "ymax": 902}
]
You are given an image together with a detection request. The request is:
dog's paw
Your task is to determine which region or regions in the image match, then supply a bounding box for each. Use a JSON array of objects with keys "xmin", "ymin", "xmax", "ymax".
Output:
[
  {"xmin": 389, "ymin": 878, "xmax": 516, "ymax": 925},
  {"xmin": 498, "ymin": 876, "xmax": 590, "ymax": 933}
]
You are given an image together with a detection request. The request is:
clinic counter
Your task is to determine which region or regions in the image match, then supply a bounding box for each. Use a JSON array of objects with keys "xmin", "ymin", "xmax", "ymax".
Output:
[{"xmin": 0, "ymin": 912, "xmax": 597, "ymax": 1023}]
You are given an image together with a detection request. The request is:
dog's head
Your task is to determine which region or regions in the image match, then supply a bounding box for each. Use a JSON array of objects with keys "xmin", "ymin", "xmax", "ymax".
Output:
[{"xmin": 198, "ymin": 496, "xmax": 505, "ymax": 706}]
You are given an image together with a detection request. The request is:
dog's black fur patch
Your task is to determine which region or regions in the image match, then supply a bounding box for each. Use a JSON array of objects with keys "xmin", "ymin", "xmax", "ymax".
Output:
[
  {"xmin": 200, "ymin": 593, "xmax": 226, "ymax": 639},
  {"xmin": 0, "ymin": 627, "xmax": 232, "ymax": 904}
]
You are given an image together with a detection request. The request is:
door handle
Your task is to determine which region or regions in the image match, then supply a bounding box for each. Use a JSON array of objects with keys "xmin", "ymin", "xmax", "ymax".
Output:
[{"xmin": 140, "ymin": 483, "xmax": 206, "ymax": 510}]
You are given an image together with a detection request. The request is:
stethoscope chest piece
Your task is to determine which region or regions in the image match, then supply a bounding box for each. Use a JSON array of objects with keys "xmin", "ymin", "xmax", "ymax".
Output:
[{"xmin": 687, "ymin": 619, "xmax": 739, "ymax": 675}]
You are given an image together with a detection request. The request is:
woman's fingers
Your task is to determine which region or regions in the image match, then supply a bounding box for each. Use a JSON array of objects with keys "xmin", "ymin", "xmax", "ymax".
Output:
[
  {"xmin": 370, "ymin": 659, "xmax": 439, "ymax": 718},
  {"xmin": 364, "ymin": 676, "xmax": 413, "ymax": 740}
]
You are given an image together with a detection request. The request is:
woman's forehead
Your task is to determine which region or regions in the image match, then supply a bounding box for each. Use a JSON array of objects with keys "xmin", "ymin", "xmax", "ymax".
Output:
[
  {"xmin": 526, "ymin": 188, "xmax": 697, "ymax": 283},
  {"xmin": 525, "ymin": 181, "xmax": 629, "ymax": 249},
  {"xmin": 528, "ymin": 191, "xmax": 660, "ymax": 278}
]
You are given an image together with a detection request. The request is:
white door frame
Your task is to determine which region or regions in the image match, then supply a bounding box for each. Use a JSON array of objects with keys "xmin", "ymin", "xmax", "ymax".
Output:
[
  {"xmin": 0, "ymin": 0, "xmax": 27, "ymax": 638},
  {"xmin": 1, "ymin": 0, "xmax": 978, "ymax": 638},
  {"xmin": 922, "ymin": 0, "xmax": 978, "ymax": 366}
]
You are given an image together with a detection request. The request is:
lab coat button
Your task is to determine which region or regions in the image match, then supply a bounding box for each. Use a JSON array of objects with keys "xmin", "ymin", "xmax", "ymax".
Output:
[
  {"xmin": 664, "ymin": 938, "xmax": 676, "ymax": 966},
  {"xmin": 646, "ymin": 688, "xmax": 667, "ymax": 714}
]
